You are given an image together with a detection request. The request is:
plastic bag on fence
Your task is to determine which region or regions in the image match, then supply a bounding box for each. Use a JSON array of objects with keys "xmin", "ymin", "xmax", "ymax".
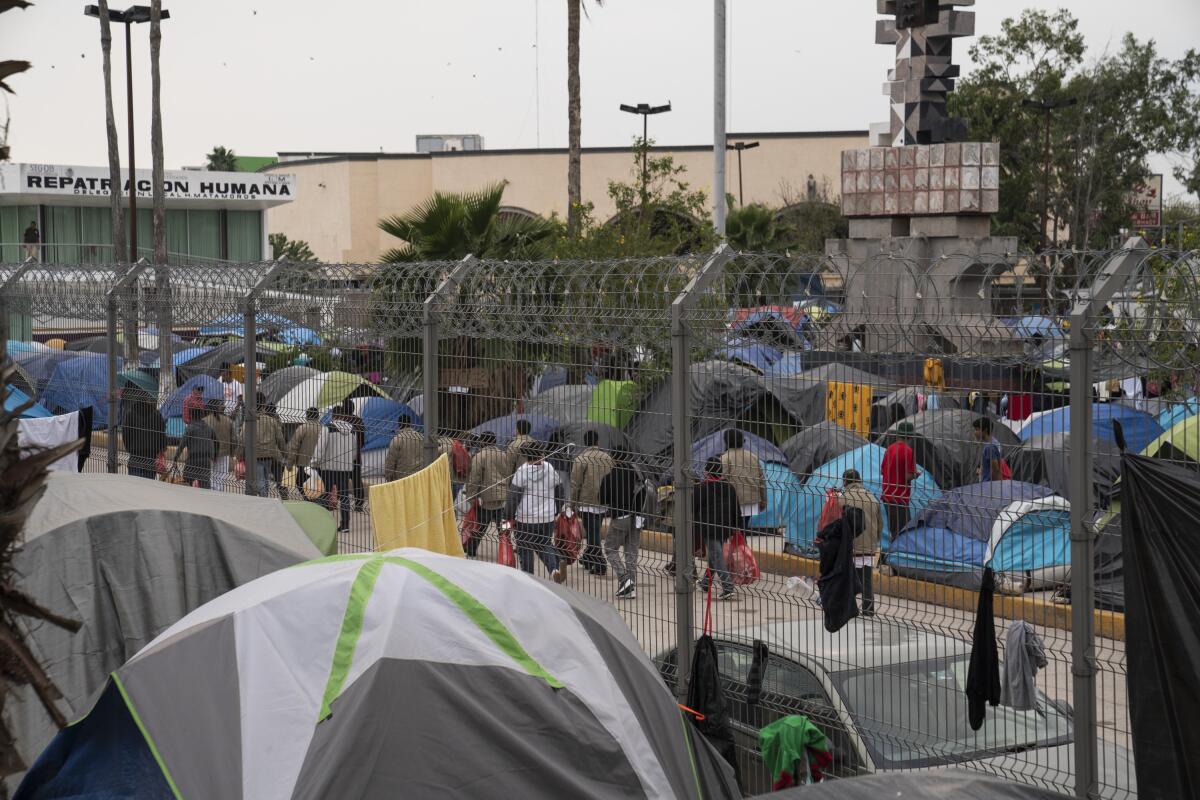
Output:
[
  {"xmin": 497, "ymin": 530, "xmax": 517, "ymax": 569},
  {"xmin": 724, "ymin": 532, "xmax": 760, "ymax": 586},
  {"xmin": 817, "ymin": 488, "xmax": 843, "ymax": 532},
  {"xmin": 555, "ymin": 513, "xmax": 583, "ymax": 565},
  {"xmin": 454, "ymin": 488, "xmax": 470, "ymax": 516},
  {"xmin": 459, "ymin": 503, "xmax": 478, "ymax": 550}
]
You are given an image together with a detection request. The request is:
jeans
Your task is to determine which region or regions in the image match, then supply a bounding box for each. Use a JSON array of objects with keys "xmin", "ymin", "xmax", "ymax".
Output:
[
  {"xmin": 579, "ymin": 512, "xmax": 606, "ymax": 570},
  {"xmin": 323, "ymin": 470, "xmax": 352, "ymax": 530},
  {"xmin": 514, "ymin": 520, "xmax": 558, "ymax": 576},
  {"xmin": 884, "ymin": 502, "xmax": 909, "ymax": 538},
  {"xmin": 466, "ymin": 507, "xmax": 505, "ymax": 558},
  {"xmin": 251, "ymin": 459, "xmax": 278, "ymax": 498},
  {"xmin": 703, "ymin": 535, "xmax": 733, "ymax": 593},
  {"xmin": 856, "ymin": 565, "xmax": 875, "ymax": 615},
  {"xmin": 604, "ymin": 515, "xmax": 639, "ymax": 583}
]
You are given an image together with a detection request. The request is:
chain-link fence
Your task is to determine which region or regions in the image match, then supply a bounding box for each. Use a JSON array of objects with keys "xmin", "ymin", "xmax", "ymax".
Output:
[{"xmin": 3, "ymin": 241, "xmax": 1197, "ymax": 798}]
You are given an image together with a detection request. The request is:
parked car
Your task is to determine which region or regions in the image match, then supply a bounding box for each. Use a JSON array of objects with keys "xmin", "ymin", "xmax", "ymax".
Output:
[{"xmin": 656, "ymin": 618, "xmax": 1134, "ymax": 798}]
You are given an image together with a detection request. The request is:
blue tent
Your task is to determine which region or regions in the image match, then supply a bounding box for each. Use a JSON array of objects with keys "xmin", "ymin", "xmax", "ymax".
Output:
[
  {"xmin": 749, "ymin": 461, "xmax": 807, "ymax": 544},
  {"xmin": 13, "ymin": 350, "xmax": 77, "ymax": 388},
  {"xmin": 200, "ymin": 312, "xmax": 320, "ymax": 345},
  {"xmin": 6, "ymin": 341, "xmax": 51, "ymax": 356},
  {"xmin": 321, "ymin": 396, "xmax": 423, "ymax": 451},
  {"xmin": 4, "ymin": 385, "xmax": 52, "ymax": 418},
  {"xmin": 764, "ymin": 352, "xmax": 807, "ymax": 377},
  {"xmin": 717, "ymin": 340, "xmax": 782, "ymax": 374},
  {"xmin": 160, "ymin": 375, "xmax": 224, "ymax": 420},
  {"xmin": 1017, "ymin": 402, "xmax": 1165, "ymax": 455},
  {"xmin": 1157, "ymin": 398, "xmax": 1200, "ymax": 431},
  {"xmin": 469, "ymin": 413, "xmax": 560, "ymax": 447},
  {"xmin": 787, "ymin": 443, "xmax": 940, "ymax": 552},
  {"xmin": 664, "ymin": 427, "xmax": 787, "ymax": 485},
  {"xmin": 148, "ymin": 346, "xmax": 213, "ymax": 370},
  {"xmin": 40, "ymin": 354, "xmax": 120, "ymax": 428},
  {"xmin": 888, "ymin": 481, "xmax": 1071, "ymax": 590},
  {"xmin": 1007, "ymin": 315, "xmax": 1064, "ymax": 339}
]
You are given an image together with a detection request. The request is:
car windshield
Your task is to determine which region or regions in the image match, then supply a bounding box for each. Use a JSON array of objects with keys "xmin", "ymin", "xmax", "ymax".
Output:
[{"xmin": 832, "ymin": 655, "xmax": 1072, "ymax": 769}]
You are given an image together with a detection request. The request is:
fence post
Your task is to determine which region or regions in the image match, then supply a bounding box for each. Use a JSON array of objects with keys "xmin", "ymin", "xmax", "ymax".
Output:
[
  {"xmin": 422, "ymin": 255, "xmax": 476, "ymax": 467},
  {"xmin": 243, "ymin": 260, "xmax": 290, "ymax": 495},
  {"xmin": 669, "ymin": 243, "xmax": 732, "ymax": 700},
  {"xmin": 1067, "ymin": 237, "xmax": 1147, "ymax": 800},
  {"xmin": 0, "ymin": 258, "xmax": 37, "ymax": 361},
  {"xmin": 106, "ymin": 260, "xmax": 150, "ymax": 474}
]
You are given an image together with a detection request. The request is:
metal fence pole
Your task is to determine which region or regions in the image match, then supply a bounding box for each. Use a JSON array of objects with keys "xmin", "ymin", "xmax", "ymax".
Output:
[
  {"xmin": 243, "ymin": 261, "xmax": 289, "ymax": 495},
  {"xmin": 1067, "ymin": 237, "xmax": 1147, "ymax": 799},
  {"xmin": 422, "ymin": 255, "xmax": 476, "ymax": 467},
  {"xmin": 106, "ymin": 260, "xmax": 149, "ymax": 474},
  {"xmin": 669, "ymin": 243, "xmax": 732, "ymax": 700},
  {"xmin": 0, "ymin": 258, "xmax": 37, "ymax": 362}
]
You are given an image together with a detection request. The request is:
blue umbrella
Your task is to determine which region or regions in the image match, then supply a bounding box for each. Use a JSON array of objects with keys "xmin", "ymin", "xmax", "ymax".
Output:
[{"xmin": 41, "ymin": 354, "xmax": 121, "ymax": 428}]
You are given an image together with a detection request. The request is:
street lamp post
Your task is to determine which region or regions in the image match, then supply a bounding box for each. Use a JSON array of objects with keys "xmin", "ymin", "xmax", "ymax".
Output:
[
  {"xmin": 1022, "ymin": 96, "xmax": 1076, "ymax": 250},
  {"xmin": 84, "ymin": 4, "xmax": 170, "ymax": 263},
  {"xmin": 619, "ymin": 102, "xmax": 671, "ymax": 207},
  {"xmin": 726, "ymin": 141, "xmax": 759, "ymax": 207}
]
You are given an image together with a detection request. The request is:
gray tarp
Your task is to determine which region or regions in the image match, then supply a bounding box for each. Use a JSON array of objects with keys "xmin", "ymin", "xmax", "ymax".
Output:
[
  {"xmin": 883, "ymin": 409, "xmax": 1020, "ymax": 490},
  {"xmin": 780, "ymin": 421, "xmax": 867, "ymax": 482},
  {"xmin": 176, "ymin": 341, "xmax": 277, "ymax": 381},
  {"xmin": 775, "ymin": 770, "xmax": 1070, "ymax": 799},
  {"xmin": 768, "ymin": 363, "xmax": 891, "ymax": 428},
  {"xmin": 525, "ymin": 385, "xmax": 596, "ymax": 425},
  {"xmin": 4, "ymin": 473, "xmax": 319, "ymax": 784},
  {"xmin": 1009, "ymin": 432, "xmax": 1121, "ymax": 504},
  {"xmin": 259, "ymin": 365, "xmax": 320, "ymax": 404}
]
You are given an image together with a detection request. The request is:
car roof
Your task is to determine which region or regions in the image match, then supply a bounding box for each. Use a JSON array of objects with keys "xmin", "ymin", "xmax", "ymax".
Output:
[{"xmin": 721, "ymin": 618, "xmax": 972, "ymax": 673}]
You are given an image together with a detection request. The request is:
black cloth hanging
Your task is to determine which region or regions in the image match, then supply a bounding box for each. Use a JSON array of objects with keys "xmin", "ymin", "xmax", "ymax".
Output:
[
  {"xmin": 686, "ymin": 634, "xmax": 742, "ymax": 788},
  {"xmin": 746, "ymin": 640, "xmax": 769, "ymax": 708},
  {"xmin": 815, "ymin": 512, "xmax": 862, "ymax": 633},
  {"xmin": 1120, "ymin": 453, "xmax": 1200, "ymax": 799},
  {"xmin": 965, "ymin": 566, "xmax": 1000, "ymax": 731},
  {"xmin": 77, "ymin": 406, "xmax": 93, "ymax": 471}
]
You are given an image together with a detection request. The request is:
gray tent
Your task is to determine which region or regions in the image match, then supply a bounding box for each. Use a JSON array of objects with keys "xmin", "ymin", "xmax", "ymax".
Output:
[
  {"xmin": 1009, "ymin": 432, "xmax": 1122, "ymax": 505},
  {"xmin": 780, "ymin": 421, "xmax": 867, "ymax": 482},
  {"xmin": 775, "ymin": 771, "xmax": 1070, "ymax": 799},
  {"xmin": 768, "ymin": 363, "xmax": 891, "ymax": 428},
  {"xmin": 525, "ymin": 384, "xmax": 596, "ymax": 425},
  {"xmin": 260, "ymin": 364, "xmax": 321, "ymax": 404},
  {"xmin": 870, "ymin": 386, "xmax": 961, "ymax": 434},
  {"xmin": 882, "ymin": 409, "xmax": 1020, "ymax": 490},
  {"xmin": 4, "ymin": 473, "xmax": 320, "ymax": 784},
  {"xmin": 176, "ymin": 340, "xmax": 277, "ymax": 381}
]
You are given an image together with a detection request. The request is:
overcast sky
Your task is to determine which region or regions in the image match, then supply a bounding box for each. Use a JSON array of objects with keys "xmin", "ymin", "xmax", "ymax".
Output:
[{"xmin": 3, "ymin": 1, "xmax": 1197, "ymax": 197}]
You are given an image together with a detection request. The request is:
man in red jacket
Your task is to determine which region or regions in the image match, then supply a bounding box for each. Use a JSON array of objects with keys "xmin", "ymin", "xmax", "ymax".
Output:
[{"xmin": 880, "ymin": 421, "xmax": 919, "ymax": 536}]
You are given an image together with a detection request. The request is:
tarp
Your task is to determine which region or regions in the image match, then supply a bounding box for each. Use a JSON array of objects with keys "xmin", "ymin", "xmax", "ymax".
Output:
[
  {"xmin": 469, "ymin": 413, "xmax": 561, "ymax": 448},
  {"xmin": 749, "ymin": 461, "xmax": 806, "ymax": 544},
  {"xmin": 1006, "ymin": 315, "xmax": 1065, "ymax": 339},
  {"xmin": 588, "ymin": 379, "xmax": 638, "ymax": 430},
  {"xmin": 18, "ymin": 550, "xmax": 741, "ymax": 800},
  {"xmin": 176, "ymin": 341, "xmax": 277, "ymax": 382},
  {"xmin": 769, "ymin": 364, "xmax": 889, "ymax": 429},
  {"xmin": 4, "ymin": 472, "xmax": 319, "ymax": 784},
  {"xmin": 1009, "ymin": 432, "xmax": 1121, "ymax": 505},
  {"xmin": 4, "ymin": 384, "xmax": 51, "ymax": 418},
  {"xmin": 260, "ymin": 365, "xmax": 321, "ymax": 404},
  {"xmin": 773, "ymin": 770, "xmax": 1071, "ymax": 799},
  {"xmin": 276, "ymin": 372, "xmax": 387, "ymax": 424},
  {"xmin": 780, "ymin": 421, "xmax": 866, "ymax": 482},
  {"xmin": 1140, "ymin": 413, "xmax": 1200, "ymax": 461},
  {"xmin": 788, "ymin": 444, "xmax": 939, "ymax": 551},
  {"xmin": 159, "ymin": 374, "xmax": 224, "ymax": 420},
  {"xmin": 118, "ymin": 367, "xmax": 158, "ymax": 394},
  {"xmin": 39, "ymin": 354, "xmax": 119, "ymax": 428},
  {"xmin": 871, "ymin": 386, "xmax": 962, "ymax": 433},
  {"xmin": 148, "ymin": 345, "xmax": 213, "ymax": 369},
  {"xmin": 882, "ymin": 409, "xmax": 1021, "ymax": 490},
  {"xmin": 12, "ymin": 350, "xmax": 77, "ymax": 389},
  {"xmin": 525, "ymin": 384, "xmax": 595, "ymax": 425},
  {"xmin": 1121, "ymin": 453, "xmax": 1200, "ymax": 800},
  {"xmin": 764, "ymin": 352, "xmax": 807, "ymax": 377},
  {"xmin": 1018, "ymin": 403, "xmax": 1164, "ymax": 457},
  {"xmin": 718, "ymin": 340, "xmax": 782, "ymax": 374},
  {"xmin": 5, "ymin": 360, "xmax": 38, "ymax": 399},
  {"xmin": 137, "ymin": 338, "xmax": 196, "ymax": 368}
]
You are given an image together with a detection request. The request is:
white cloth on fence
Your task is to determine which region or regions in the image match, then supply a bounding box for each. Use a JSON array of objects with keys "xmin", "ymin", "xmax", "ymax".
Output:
[{"xmin": 18, "ymin": 411, "xmax": 79, "ymax": 473}]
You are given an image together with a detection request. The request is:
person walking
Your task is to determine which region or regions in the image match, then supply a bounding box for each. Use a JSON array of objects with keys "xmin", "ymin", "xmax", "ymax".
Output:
[
  {"xmin": 840, "ymin": 469, "xmax": 883, "ymax": 616},
  {"xmin": 881, "ymin": 421, "xmax": 918, "ymax": 536},
  {"xmin": 311, "ymin": 414, "xmax": 357, "ymax": 533},
  {"xmin": 22, "ymin": 220, "xmax": 40, "ymax": 261},
  {"xmin": 286, "ymin": 407, "xmax": 321, "ymax": 500},
  {"xmin": 463, "ymin": 431, "xmax": 508, "ymax": 558},
  {"xmin": 569, "ymin": 430, "xmax": 615, "ymax": 575},
  {"xmin": 506, "ymin": 441, "xmax": 565, "ymax": 582},
  {"xmin": 237, "ymin": 393, "xmax": 287, "ymax": 498},
  {"xmin": 182, "ymin": 384, "xmax": 206, "ymax": 424},
  {"xmin": 383, "ymin": 415, "xmax": 423, "ymax": 482},
  {"xmin": 203, "ymin": 399, "xmax": 237, "ymax": 491},
  {"xmin": 121, "ymin": 386, "xmax": 166, "ymax": 479},
  {"xmin": 719, "ymin": 429, "xmax": 767, "ymax": 531},
  {"xmin": 218, "ymin": 363, "xmax": 244, "ymax": 417},
  {"xmin": 600, "ymin": 446, "xmax": 641, "ymax": 600},
  {"xmin": 973, "ymin": 417, "xmax": 1004, "ymax": 483},
  {"xmin": 507, "ymin": 419, "xmax": 535, "ymax": 480},
  {"xmin": 693, "ymin": 456, "xmax": 741, "ymax": 601},
  {"xmin": 172, "ymin": 408, "xmax": 217, "ymax": 489}
]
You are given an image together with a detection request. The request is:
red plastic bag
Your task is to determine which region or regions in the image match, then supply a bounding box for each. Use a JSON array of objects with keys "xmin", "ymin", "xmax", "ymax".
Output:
[
  {"xmin": 999, "ymin": 458, "xmax": 1013, "ymax": 481},
  {"xmin": 723, "ymin": 532, "xmax": 760, "ymax": 586},
  {"xmin": 459, "ymin": 503, "xmax": 478, "ymax": 550},
  {"xmin": 235, "ymin": 458, "xmax": 246, "ymax": 481},
  {"xmin": 555, "ymin": 514, "xmax": 583, "ymax": 565},
  {"xmin": 497, "ymin": 530, "xmax": 517, "ymax": 569},
  {"xmin": 452, "ymin": 440, "xmax": 471, "ymax": 480},
  {"xmin": 154, "ymin": 451, "xmax": 168, "ymax": 476},
  {"xmin": 817, "ymin": 488, "xmax": 843, "ymax": 532}
]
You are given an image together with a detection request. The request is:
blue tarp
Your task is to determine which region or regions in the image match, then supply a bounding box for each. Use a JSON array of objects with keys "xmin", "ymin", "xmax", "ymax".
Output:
[
  {"xmin": 6, "ymin": 341, "xmax": 51, "ymax": 356},
  {"xmin": 1007, "ymin": 315, "xmax": 1065, "ymax": 339},
  {"xmin": 1157, "ymin": 398, "xmax": 1200, "ymax": 431},
  {"xmin": 321, "ymin": 396, "xmax": 423, "ymax": 451},
  {"xmin": 718, "ymin": 341, "xmax": 782, "ymax": 374},
  {"xmin": 200, "ymin": 312, "xmax": 320, "ymax": 345},
  {"xmin": 469, "ymin": 413, "xmax": 560, "ymax": 447},
  {"xmin": 665, "ymin": 427, "xmax": 787, "ymax": 485},
  {"xmin": 40, "ymin": 355, "xmax": 120, "ymax": 428},
  {"xmin": 13, "ymin": 350, "xmax": 77, "ymax": 387},
  {"xmin": 149, "ymin": 346, "xmax": 213, "ymax": 369},
  {"xmin": 1018, "ymin": 402, "xmax": 1165, "ymax": 455},
  {"xmin": 749, "ymin": 461, "xmax": 806, "ymax": 545},
  {"xmin": 787, "ymin": 443, "xmax": 940, "ymax": 551},
  {"xmin": 764, "ymin": 352, "xmax": 807, "ymax": 377},
  {"xmin": 160, "ymin": 375, "xmax": 224, "ymax": 420},
  {"xmin": 4, "ymin": 384, "xmax": 52, "ymax": 418}
]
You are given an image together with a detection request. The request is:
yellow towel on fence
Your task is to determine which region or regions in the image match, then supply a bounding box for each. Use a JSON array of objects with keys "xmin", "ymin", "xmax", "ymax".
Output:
[
  {"xmin": 826, "ymin": 381, "xmax": 872, "ymax": 438},
  {"xmin": 369, "ymin": 454, "xmax": 464, "ymax": 557}
]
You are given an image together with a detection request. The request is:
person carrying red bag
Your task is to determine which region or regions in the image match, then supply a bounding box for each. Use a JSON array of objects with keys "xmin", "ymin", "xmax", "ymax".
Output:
[{"xmin": 693, "ymin": 457, "xmax": 741, "ymax": 601}]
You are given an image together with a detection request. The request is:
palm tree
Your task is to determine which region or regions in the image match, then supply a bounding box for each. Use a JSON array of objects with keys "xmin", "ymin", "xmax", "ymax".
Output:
[
  {"xmin": 566, "ymin": 0, "xmax": 602, "ymax": 239},
  {"xmin": 0, "ymin": 364, "xmax": 82, "ymax": 781},
  {"xmin": 0, "ymin": 1, "xmax": 33, "ymax": 163},
  {"xmin": 149, "ymin": 0, "xmax": 172, "ymax": 405},
  {"xmin": 379, "ymin": 182, "xmax": 558, "ymax": 262},
  {"xmin": 205, "ymin": 145, "xmax": 237, "ymax": 172}
]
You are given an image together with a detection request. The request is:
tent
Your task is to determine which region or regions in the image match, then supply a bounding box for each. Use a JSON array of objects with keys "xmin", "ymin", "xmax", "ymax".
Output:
[
  {"xmin": 147, "ymin": 345, "xmax": 213, "ymax": 369},
  {"xmin": 780, "ymin": 421, "xmax": 866, "ymax": 482},
  {"xmin": 260, "ymin": 364, "xmax": 321, "ymax": 404},
  {"xmin": 1006, "ymin": 315, "xmax": 1065, "ymax": 339},
  {"xmin": 6, "ymin": 341, "xmax": 51, "ymax": 356},
  {"xmin": 749, "ymin": 461, "xmax": 806, "ymax": 542},
  {"xmin": 883, "ymin": 409, "xmax": 1021, "ymax": 490},
  {"xmin": 136, "ymin": 338, "xmax": 196, "ymax": 368},
  {"xmin": 322, "ymin": 395, "xmax": 423, "ymax": 451},
  {"xmin": 276, "ymin": 371, "xmax": 388, "ymax": 424},
  {"xmin": 588, "ymin": 379, "xmax": 639, "ymax": 430},
  {"xmin": 887, "ymin": 481, "xmax": 1070, "ymax": 591},
  {"xmin": 1009, "ymin": 432, "xmax": 1122, "ymax": 505},
  {"xmin": 788, "ymin": 443, "xmax": 939, "ymax": 552},
  {"xmin": 17, "ymin": 550, "xmax": 741, "ymax": 800},
  {"xmin": 12, "ymin": 350, "xmax": 76, "ymax": 389},
  {"xmin": 68, "ymin": 330, "xmax": 184, "ymax": 354},
  {"xmin": 159, "ymin": 374, "xmax": 225, "ymax": 420},
  {"xmin": 870, "ymin": 386, "xmax": 961, "ymax": 434},
  {"xmin": 4, "ymin": 385, "xmax": 51, "ymax": 418},
  {"xmin": 774, "ymin": 770, "xmax": 1070, "ymax": 799},
  {"xmin": 770, "ymin": 363, "xmax": 890, "ymax": 428},
  {"xmin": 1140, "ymin": 413, "xmax": 1200, "ymax": 462},
  {"xmin": 469, "ymin": 413, "xmax": 561, "ymax": 448},
  {"xmin": 176, "ymin": 341, "xmax": 277, "ymax": 381},
  {"xmin": 664, "ymin": 427, "xmax": 788, "ymax": 485},
  {"xmin": 763, "ymin": 351, "xmax": 807, "ymax": 377},
  {"xmin": 525, "ymin": 384, "xmax": 595, "ymax": 425},
  {"xmin": 4, "ymin": 472, "xmax": 320, "ymax": 784},
  {"xmin": 1017, "ymin": 403, "xmax": 1165, "ymax": 457},
  {"xmin": 118, "ymin": 367, "xmax": 158, "ymax": 395},
  {"xmin": 1156, "ymin": 398, "xmax": 1200, "ymax": 433},
  {"xmin": 5, "ymin": 359, "xmax": 38, "ymax": 399},
  {"xmin": 39, "ymin": 354, "xmax": 119, "ymax": 428}
]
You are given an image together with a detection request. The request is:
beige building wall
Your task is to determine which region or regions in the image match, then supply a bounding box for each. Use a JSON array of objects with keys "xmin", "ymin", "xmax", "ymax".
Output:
[{"xmin": 265, "ymin": 131, "xmax": 868, "ymax": 263}]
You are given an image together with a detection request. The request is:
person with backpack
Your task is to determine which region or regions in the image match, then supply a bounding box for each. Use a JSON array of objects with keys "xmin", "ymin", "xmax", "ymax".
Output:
[
  {"xmin": 569, "ymin": 430, "xmax": 615, "ymax": 575},
  {"xmin": 599, "ymin": 446, "xmax": 642, "ymax": 600},
  {"xmin": 506, "ymin": 441, "xmax": 566, "ymax": 582},
  {"xmin": 172, "ymin": 407, "xmax": 217, "ymax": 489},
  {"xmin": 693, "ymin": 457, "xmax": 740, "ymax": 601}
]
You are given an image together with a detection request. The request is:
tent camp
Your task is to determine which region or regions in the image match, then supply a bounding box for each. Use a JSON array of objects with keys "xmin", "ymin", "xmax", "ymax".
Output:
[
  {"xmin": 12, "ymin": 350, "xmax": 77, "ymax": 391},
  {"xmin": 1009, "ymin": 432, "xmax": 1122, "ymax": 505},
  {"xmin": 1141, "ymin": 413, "xmax": 1200, "ymax": 463},
  {"xmin": 664, "ymin": 427, "xmax": 787, "ymax": 485},
  {"xmin": 1156, "ymin": 398, "xmax": 1199, "ymax": 431},
  {"xmin": 870, "ymin": 386, "xmax": 961, "ymax": 434},
  {"xmin": 276, "ymin": 372, "xmax": 388, "ymax": 424},
  {"xmin": 780, "ymin": 421, "xmax": 866, "ymax": 482},
  {"xmin": 764, "ymin": 352, "xmax": 807, "ymax": 378},
  {"xmin": 3, "ymin": 472, "xmax": 321, "ymax": 786},
  {"xmin": 17, "ymin": 551, "xmax": 741, "ymax": 800},
  {"xmin": 1017, "ymin": 403, "xmax": 1164, "ymax": 457},
  {"xmin": 882, "ymin": 409, "xmax": 1020, "ymax": 490},
  {"xmin": 469, "ymin": 413, "xmax": 561, "ymax": 448},
  {"xmin": 547, "ymin": 422, "xmax": 642, "ymax": 473},
  {"xmin": 887, "ymin": 481, "xmax": 1070, "ymax": 591},
  {"xmin": 788, "ymin": 443, "xmax": 940, "ymax": 551},
  {"xmin": 147, "ymin": 345, "xmax": 213, "ymax": 370},
  {"xmin": 39, "ymin": 354, "xmax": 118, "ymax": 428},
  {"xmin": 749, "ymin": 461, "xmax": 806, "ymax": 542},
  {"xmin": 524, "ymin": 384, "xmax": 595, "ymax": 425},
  {"xmin": 769, "ymin": 363, "xmax": 890, "ymax": 429},
  {"xmin": 260, "ymin": 365, "xmax": 321, "ymax": 404}
]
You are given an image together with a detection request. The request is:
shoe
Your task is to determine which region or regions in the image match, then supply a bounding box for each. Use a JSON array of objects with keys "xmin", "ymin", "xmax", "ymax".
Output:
[
  {"xmin": 615, "ymin": 577, "xmax": 633, "ymax": 598},
  {"xmin": 336, "ymin": 526, "xmax": 349, "ymax": 534},
  {"xmin": 696, "ymin": 579, "xmax": 710, "ymax": 593},
  {"xmin": 718, "ymin": 587, "xmax": 737, "ymax": 601},
  {"xmin": 620, "ymin": 588, "xmax": 637, "ymax": 601},
  {"xmin": 551, "ymin": 567, "xmax": 566, "ymax": 584}
]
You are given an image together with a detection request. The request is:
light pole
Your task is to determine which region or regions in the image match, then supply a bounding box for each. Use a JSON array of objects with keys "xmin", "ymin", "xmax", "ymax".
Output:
[
  {"xmin": 726, "ymin": 141, "xmax": 759, "ymax": 207},
  {"xmin": 84, "ymin": 4, "xmax": 170, "ymax": 263},
  {"xmin": 1022, "ymin": 96, "xmax": 1076, "ymax": 250},
  {"xmin": 619, "ymin": 102, "xmax": 671, "ymax": 207}
]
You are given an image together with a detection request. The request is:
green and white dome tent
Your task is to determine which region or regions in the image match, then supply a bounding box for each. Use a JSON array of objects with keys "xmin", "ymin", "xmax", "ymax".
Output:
[{"xmin": 18, "ymin": 550, "xmax": 741, "ymax": 800}]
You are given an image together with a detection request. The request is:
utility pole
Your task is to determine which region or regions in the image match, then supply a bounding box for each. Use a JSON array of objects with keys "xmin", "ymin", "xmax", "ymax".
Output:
[
  {"xmin": 713, "ymin": 0, "xmax": 727, "ymax": 235},
  {"xmin": 1023, "ymin": 96, "xmax": 1076, "ymax": 250}
]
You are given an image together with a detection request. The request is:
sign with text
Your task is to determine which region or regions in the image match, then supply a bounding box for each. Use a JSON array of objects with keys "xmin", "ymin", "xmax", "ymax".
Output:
[
  {"xmin": 1, "ymin": 163, "xmax": 295, "ymax": 207},
  {"xmin": 1129, "ymin": 174, "xmax": 1163, "ymax": 228}
]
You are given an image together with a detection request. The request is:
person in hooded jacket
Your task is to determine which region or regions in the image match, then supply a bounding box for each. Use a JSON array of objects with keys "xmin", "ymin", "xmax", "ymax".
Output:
[
  {"xmin": 840, "ymin": 469, "xmax": 883, "ymax": 616},
  {"xmin": 505, "ymin": 441, "xmax": 565, "ymax": 582},
  {"xmin": 120, "ymin": 386, "xmax": 166, "ymax": 479},
  {"xmin": 693, "ymin": 456, "xmax": 741, "ymax": 601},
  {"xmin": 311, "ymin": 415, "xmax": 357, "ymax": 533}
]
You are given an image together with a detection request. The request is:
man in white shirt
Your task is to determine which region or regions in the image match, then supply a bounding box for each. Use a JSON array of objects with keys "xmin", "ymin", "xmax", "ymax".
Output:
[
  {"xmin": 219, "ymin": 363, "xmax": 244, "ymax": 417},
  {"xmin": 506, "ymin": 441, "xmax": 565, "ymax": 583}
]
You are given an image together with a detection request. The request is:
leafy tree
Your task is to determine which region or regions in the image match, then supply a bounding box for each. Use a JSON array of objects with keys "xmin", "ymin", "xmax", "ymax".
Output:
[
  {"xmin": 269, "ymin": 232, "xmax": 317, "ymax": 262},
  {"xmin": 726, "ymin": 203, "xmax": 791, "ymax": 252},
  {"xmin": 205, "ymin": 145, "xmax": 238, "ymax": 172},
  {"xmin": 378, "ymin": 181, "xmax": 557, "ymax": 262}
]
